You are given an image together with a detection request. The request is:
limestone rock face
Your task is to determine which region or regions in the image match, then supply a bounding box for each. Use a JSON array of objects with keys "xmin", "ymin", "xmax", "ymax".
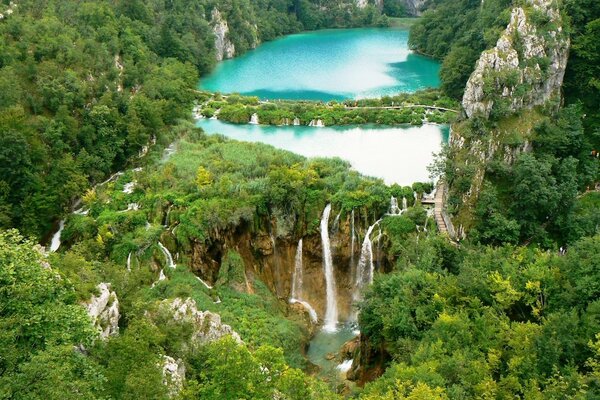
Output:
[
  {"xmin": 161, "ymin": 356, "xmax": 185, "ymax": 398},
  {"xmin": 403, "ymin": 0, "xmax": 426, "ymax": 16},
  {"xmin": 211, "ymin": 9, "xmax": 235, "ymax": 61},
  {"xmin": 162, "ymin": 298, "xmax": 241, "ymax": 345},
  {"xmin": 462, "ymin": 0, "xmax": 569, "ymax": 119},
  {"xmin": 85, "ymin": 283, "xmax": 119, "ymax": 339},
  {"xmin": 356, "ymin": 0, "xmax": 425, "ymax": 16}
]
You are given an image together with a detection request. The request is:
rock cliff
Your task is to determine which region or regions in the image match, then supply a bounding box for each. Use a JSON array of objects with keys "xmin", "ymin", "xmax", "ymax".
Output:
[
  {"xmin": 211, "ymin": 9, "xmax": 235, "ymax": 61},
  {"xmin": 160, "ymin": 297, "xmax": 241, "ymax": 345},
  {"xmin": 356, "ymin": 0, "xmax": 426, "ymax": 16},
  {"xmin": 85, "ymin": 283, "xmax": 119, "ymax": 339},
  {"xmin": 161, "ymin": 356, "xmax": 185, "ymax": 398},
  {"xmin": 184, "ymin": 208, "xmax": 392, "ymax": 325},
  {"xmin": 462, "ymin": 0, "xmax": 569, "ymax": 119}
]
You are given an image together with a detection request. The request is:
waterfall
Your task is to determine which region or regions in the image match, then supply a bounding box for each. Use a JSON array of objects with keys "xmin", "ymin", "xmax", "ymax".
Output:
[
  {"xmin": 402, "ymin": 197, "xmax": 408, "ymax": 211},
  {"xmin": 332, "ymin": 211, "xmax": 341, "ymax": 233},
  {"xmin": 123, "ymin": 181, "xmax": 136, "ymax": 193},
  {"xmin": 249, "ymin": 113, "xmax": 259, "ymax": 125},
  {"xmin": 49, "ymin": 220, "xmax": 65, "ymax": 252},
  {"xmin": 158, "ymin": 242, "xmax": 176, "ymax": 269},
  {"xmin": 336, "ymin": 359, "xmax": 353, "ymax": 373},
  {"xmin": 354, "ymin": 220, "xmax": 381, "ymax": 303},
  {"xmin": 291, "ymin": 239, "xmax": 303, "ymax": 299},
  {"xmin": 320, "ymin": 204, "xmax": 338, "ymax": 332},
  {"xmin": 196, "ymin": 276, "xmax": 213, "ymax": 289},
  {"xmin": 290, "ymin": 299, "xmax": 319, "ymax": 323},
  {"xmin": 162, "ymin": 143, "xmax": 177, "ymax": 162},
  {"xmin": 152, "ymin": 269, "xmax": 167, "ymax": 288},
  {"xmin": 127, "ymin": 252, "xmax": 132, "ymax": 272},
  {"xmin": 389, "ymin": 196, "xmax": 401, "ymax": 215},
  {"xmin": 293, "ymin": 117, "xmax": 300, "ymax": 126},
  {"xmin": 290, "ymin": 239, "xmax": 319, "ymax": 324}
]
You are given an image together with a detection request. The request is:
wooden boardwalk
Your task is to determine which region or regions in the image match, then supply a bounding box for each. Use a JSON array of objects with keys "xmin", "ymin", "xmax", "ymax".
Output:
[{"xmin": 433, "ymin": 182, "xmax": 449, "ymax": 235}]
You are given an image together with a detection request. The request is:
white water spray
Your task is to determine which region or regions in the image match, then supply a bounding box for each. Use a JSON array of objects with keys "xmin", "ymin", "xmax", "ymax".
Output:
[
  {"xmin": 152, "ymin": 269, "xmax": 167, "ymax": 288},
  {"xmin": 49, "ymin": 220, "xmax": 65, "ymax": 252},
  {"xmin": 389, "ymin": 196, "xmax": 401, "ymax": 215},
  {"xmin": 320, "ymin": 204, "xmax": 338, "ymax": 331},
  {"xmin": 337, "ymin": 359, "xmax": 353, "ymax": 373},
  {"xmin": 158, "ymin": 242, "xmax": 176, "ymax": 269},
  {"xmin": 354, "ymin": 220, "xmax": 381, "ymax": 303},
  {"xmin": 196, "ymin": 276, "xmax": 213, "ymax": 289},
  {"xmin": 291, "ymin": 239, "xmax": 303, "ymax": 299},
  {"xmin": 127, "ymin": 252, "xmax": 132, "ymax": 272},
  {"xmin": 249, "ymin": 113, "xmax": 259, "ymax": 125},
  {"xmin": 289, "ymin": 239, "xmax": 319, "ymax": 324}
]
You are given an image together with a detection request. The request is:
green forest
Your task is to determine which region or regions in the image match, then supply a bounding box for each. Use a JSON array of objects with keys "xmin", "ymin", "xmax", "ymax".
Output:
[{"xmin": 1, "ymin": 0, "xmax": 599, "ymax": 399}]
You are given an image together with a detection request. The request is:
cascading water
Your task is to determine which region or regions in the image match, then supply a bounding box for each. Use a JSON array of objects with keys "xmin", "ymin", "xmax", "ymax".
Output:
[
  {"xmin": 249, "ymin": 113, "xmax": 259, "ymax": 125},
  {"xmin": 350, "ymin": 209, "xmax": 356, "ymax": 269},
  {"xmin": 49, "ymin": 220, "xmax": 65, "ymax": 252},
  {"xmin": 309, "ymin": 119, "xmax": 324, "ymax": 127},
  {"xmin": 402, "ymin": 197, "xmax": 408, "ymax": 211},
  {"xmin": 127, "ymin": 252, "xmax": 132, "ymax": 272},
  {"xmin": 332, "ymin": 211, "xmax": 341, "ymax": 234},
  {"xmin": 336, "ymin": 359, "xmax": 354, "ymax": 373},
  {"xmin": 291, "ymin": 239, "xmax": 303, "ymax": 299},
  {"xmin": 152, "ymin": 269, "xmax": 167, "ymax": 288},
  {"xmin": 196, "ymin": 276, "xmax": 213, "ymax": 289},
  {"xmin": 158, "ymin": 242, "xmax": 176, "ymax": 268},
  {"xmin": 290, "ymin": 239, "xmax": 319, "ymax": 324},
  {"xmin": 353, "ymin": 220, "xmax": 381, "ymax": 303},
  {"xmin": 320, "ymin": 204, "xmax": 338, "ymax": 332},
  {"xmin": 389, "ymin": 196, "xmax": 401, "ymax": 215}
]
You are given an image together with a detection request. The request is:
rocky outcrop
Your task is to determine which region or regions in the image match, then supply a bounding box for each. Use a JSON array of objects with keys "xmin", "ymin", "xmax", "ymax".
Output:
[
  {"xmin": 403, "ymin": 0, "xmax": 426, "ymax": 16},
  {"xmin": 161, "ymin": 298, "xmax": 241, "ymax": 345},
  {"xmin": 161, "ymin": 356, "xmax": 185, "ymax": 398},
  {"xmin": 462, "ymin": 0, "xmax": 569, "ymax": 119},
  {"xmin": 85, "ymin": 283, "xmax": 119, "ymax": 339},
  {"xmin": 356, "ymin": 0, "xmax": 425, "ymax": 16},
  {"xmin": 211, "ymin": 9, "xmax": 235, "ymax": 61}
]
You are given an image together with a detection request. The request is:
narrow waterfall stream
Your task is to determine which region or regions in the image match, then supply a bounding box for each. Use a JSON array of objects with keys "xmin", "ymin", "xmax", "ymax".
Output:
[
  {"xmin": 290, "ymin": 239, "xmax": 318, "ymax": 323},
  {"xmin": 49, "ymin": 220, "xmax": 65, "ymax": 252},
  {"xmin": 158, "ymin": 242, "xmax": 176, "ymax": 269},
  {"xmin": 320, "ymin": 204, "xmax": 338, "ymax": 332},
  {"xmin": 291, "ymin": 239, "xmax": 303, "ymax": 299},
  {"xmin": 353, "ymin": 220, "xmax": 382, "ymax": 305}
]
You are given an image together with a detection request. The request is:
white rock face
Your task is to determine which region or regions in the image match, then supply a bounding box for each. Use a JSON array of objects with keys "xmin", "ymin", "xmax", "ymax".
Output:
[
  {"xmin": 85, "ymin": 283, "xmax": 119, "ymax": 339},
  {"xmin": 161, "ymin": 356, "xmax": 185, "ymax": 398},
  {"xmin": 462, "ymin": 0, "xmax": 569, "ymax": 119},
  {"xmin": 211, "ymin": 9, "xmax": 235, "ymax": 61},
  {"xmin": 162, "ymin": 298, "xmax": 241, "ymax": 345},
  {"xmin": 356, "ymin": 0, "xmax": 425, "ymax": 15}
]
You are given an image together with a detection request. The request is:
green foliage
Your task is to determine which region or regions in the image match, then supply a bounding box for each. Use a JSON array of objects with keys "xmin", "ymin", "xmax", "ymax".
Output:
[
  {"xmin": 184, "ymin": 336, "xmax": 339, "ymax": 399},
  {"xmin": 409, "ymin": 0, "xmax": 512, "ymax": 99},
  {"xmin": 201, "ymin": 90, "xmax": 459, "ymax": 126},
  {"xmin": 359, "ymin": 235, "xmax": 600, "ymax": 399},
  {"xmin": 0, "ymin": 229, "xmax": 100, "ymax": 397}
]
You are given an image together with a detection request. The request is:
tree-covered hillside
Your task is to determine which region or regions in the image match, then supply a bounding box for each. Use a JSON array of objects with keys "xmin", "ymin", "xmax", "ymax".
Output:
[
  {"xmin": 1, "ymin": 0, "xmax": 599, "ymax": 399},
  {"xmin": 0, "ymin": 0, "xmax": 387, "ymax": 240}
]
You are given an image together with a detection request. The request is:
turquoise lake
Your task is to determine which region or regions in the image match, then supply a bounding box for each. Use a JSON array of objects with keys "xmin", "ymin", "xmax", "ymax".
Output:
[
  {"xmin": 199, "ymin": 28, "xmax": 440, "ymax": 101},
  {"xmin": 196, "ymin": 28, "xmax": 446, "ymax": 186},
  {"xmin": 197, "ymin": 119, "xmax": 448, "ymax": 185}
]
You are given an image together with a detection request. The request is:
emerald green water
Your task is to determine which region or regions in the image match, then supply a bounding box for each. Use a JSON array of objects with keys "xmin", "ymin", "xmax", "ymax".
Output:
[
  {"xmin": 199, "ymin": 28, "xmax": 440, "ymax": 101},
  {"xmin": 307, "ymin": 325, "xmax": 358, "ymax": 379}
]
